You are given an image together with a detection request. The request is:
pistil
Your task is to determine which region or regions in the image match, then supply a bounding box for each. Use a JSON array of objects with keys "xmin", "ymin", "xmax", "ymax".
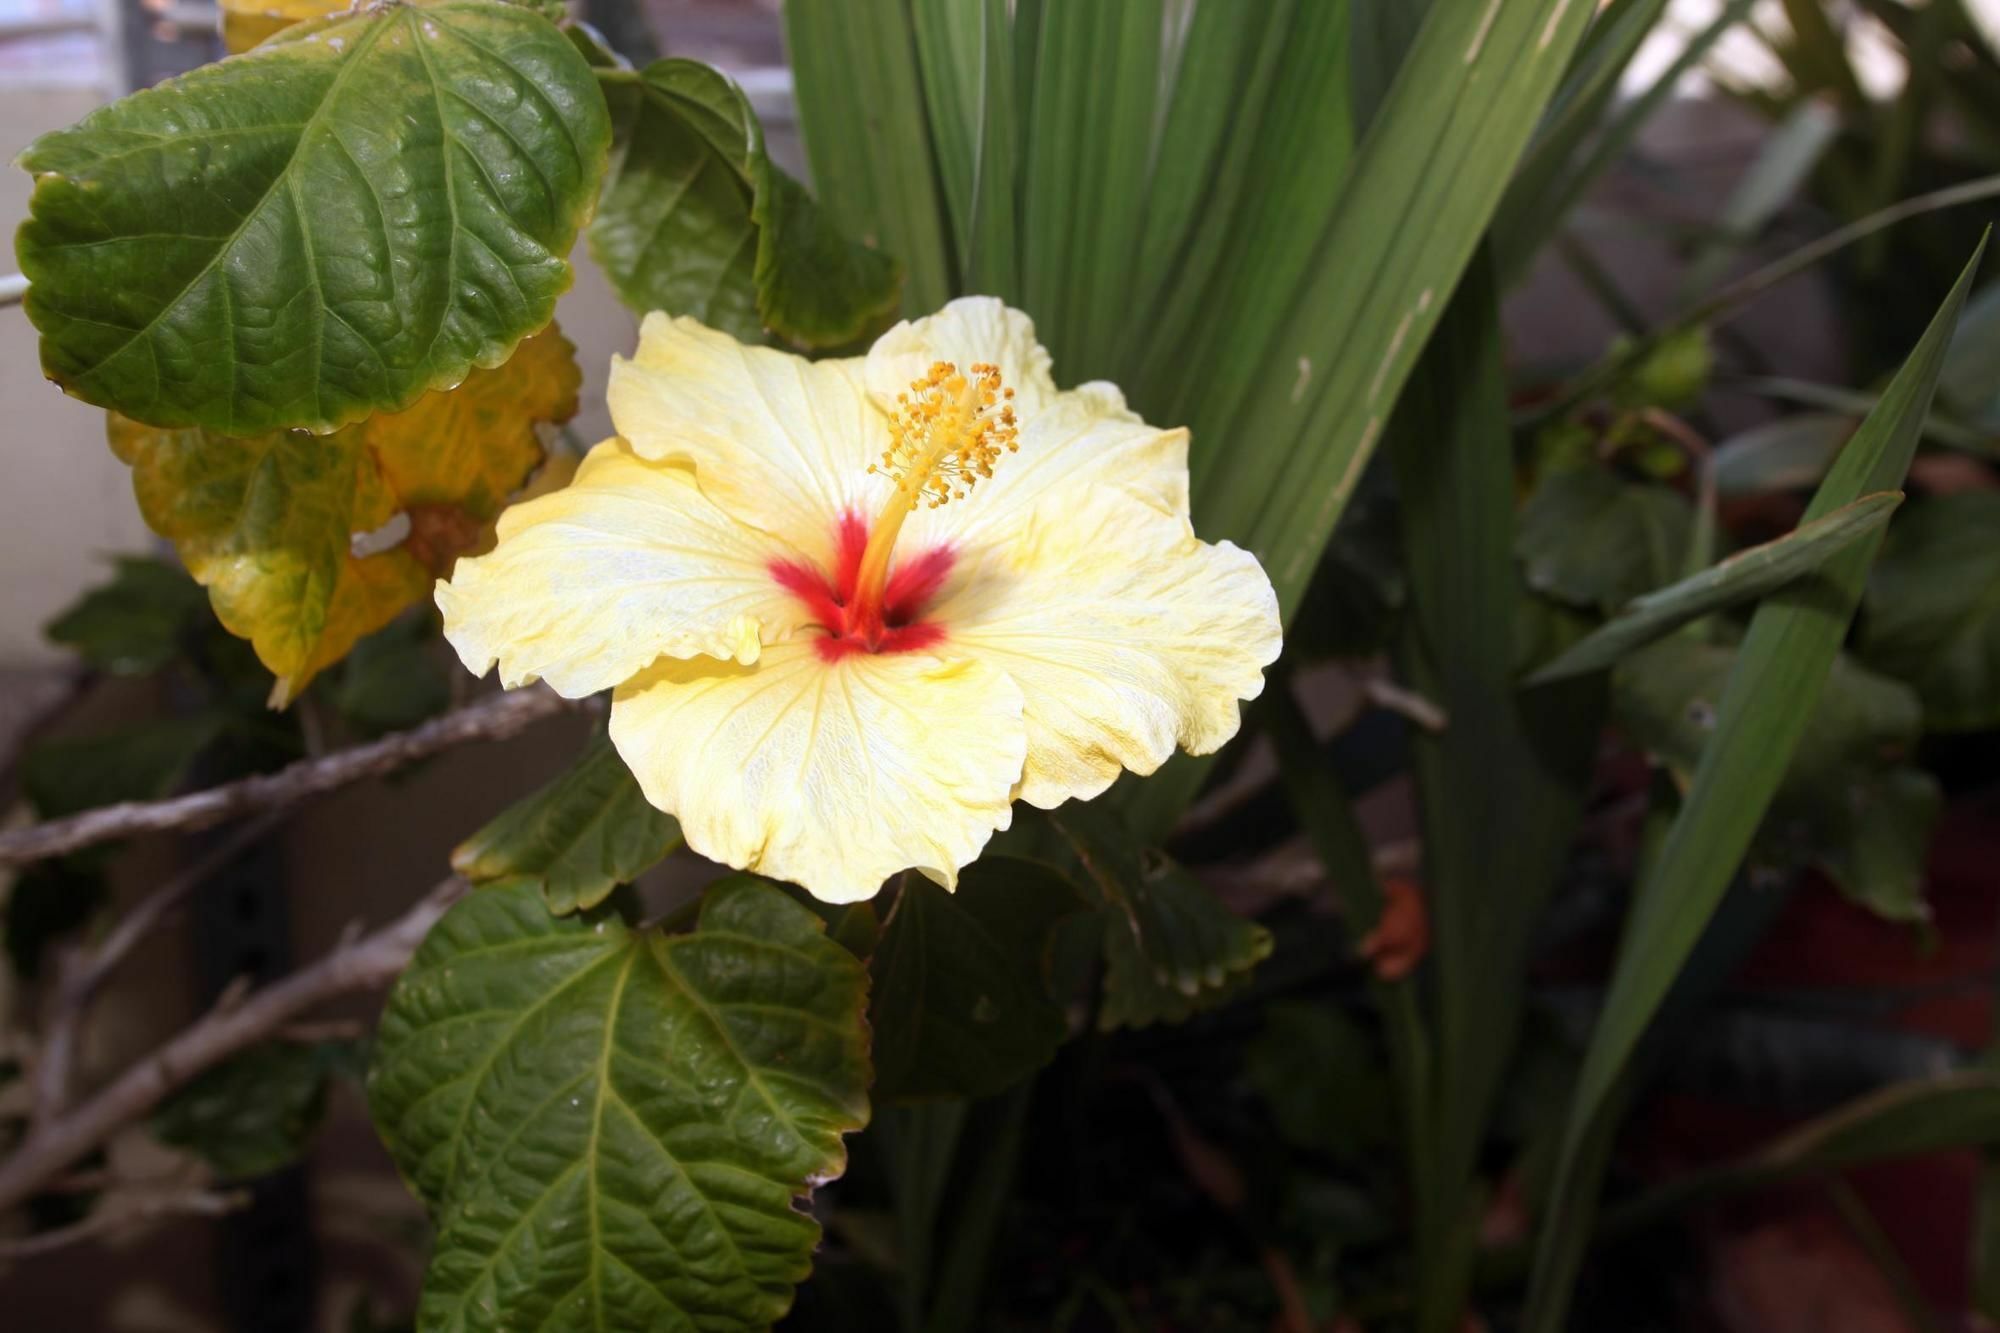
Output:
[{"xmin": 850, "ymin": 361, "xmax": 1015, "ymax": 638}]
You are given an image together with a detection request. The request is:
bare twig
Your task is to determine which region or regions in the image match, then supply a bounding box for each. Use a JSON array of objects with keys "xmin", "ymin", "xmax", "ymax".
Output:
[
  {"xmin": 35, "ymin": 810, "xmax": 298, "ymax": 1125},
  {"xmin": 30, "ymin": 949, "xmax": 87, "ymax": 1127},
  {"xmin": 0, "ymin": 877, "xmax": 467, "ymax": 1215},
  {"xmin": 75, "ymin": 811, "xmax": 289, "ymax": 1007},
  {"xmin": 0, "ymin": 1187, "xmax": 247, "ymax": 1260},
  {"xmin": 0, "ymin": 687, "xmax": 580, "ymax": 867},
  {"xmin": 1360, "ymin": 675, "xmax": 1448, "ymax": 733}
]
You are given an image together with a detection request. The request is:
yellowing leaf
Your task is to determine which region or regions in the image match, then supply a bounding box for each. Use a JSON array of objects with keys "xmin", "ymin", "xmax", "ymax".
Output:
[
  {"xmin": 111, "ymin": 329, "xmax": 579, "ymax": 705},
  {"xmin": 216, "ymin": 0, "xmax": 344, "ymax": 54}
]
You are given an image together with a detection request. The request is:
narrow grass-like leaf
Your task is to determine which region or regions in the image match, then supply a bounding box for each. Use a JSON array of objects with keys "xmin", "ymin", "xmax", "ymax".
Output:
[
  {"xmin": 1548, "ymin": 176, "xmax": 2000, "ymax": 422},
  {"xmin": 1128, "ymin": 0, "xmax": 1596, "ymax": 833},
  {"xmin": 960, "ymin": 0, "xmax": 1022, "ymax": 299},
  {"xmin": 1130, "ymin": 0, "xmax": 1353, "ymax": 406},
  {"xmin": 1604, "ymin": 1071, "xmax": 2000, "ymax": 1234},
  {"xmin": 1188, "ymin": 0, "xmax": 1595, "ymax": 614},
  {"xmin": 1523, "ymin": 239, "xmax": 1987, "ymax": 1333},
  {"xmin": 1490, "ymin": 0, "xmax": 1668, "ymax": 285},
  {"xmin": 1018, "ymin": 0, "xmax": 1163, "ymax": 378},
  {"xmin": 910, "ymin": 0, "xmax": 983, "ymax": 252},
  {"xmin": 17, "ymin": 0, "xmax": 609, "ymax": 435},
  {"xmin": 369, "ymin": 876, "xmax": 871, "ymax": 1331},
  {"xmin": 1530, "ymin": 491, "xmax": 1902, "ymax": 683},
  {"xmin": 1495, "ymin": 0, "xmax": 1755, "ymax": 287},
  {"xmin": 1677, "ymin": 100, "xmax": 1840, "ymax": 301},
  {"xmin": 784, "ymin": 0, "xmax": 954, "ymax": 314},
  {"xmin": 1388, "ymin": 254, "xmax": 1602, "ymax": 1333}
]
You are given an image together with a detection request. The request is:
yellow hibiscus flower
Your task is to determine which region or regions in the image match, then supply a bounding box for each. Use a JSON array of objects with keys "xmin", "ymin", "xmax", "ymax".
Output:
[{"xmin": 437, "ymin": 298, "xmax": 1282, "ymax": 903}]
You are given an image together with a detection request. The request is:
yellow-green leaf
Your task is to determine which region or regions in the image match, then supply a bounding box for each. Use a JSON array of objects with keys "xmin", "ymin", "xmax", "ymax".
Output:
[{"xmin": 110, "ymin": 328, "xmax": 579, "ymax": 704}]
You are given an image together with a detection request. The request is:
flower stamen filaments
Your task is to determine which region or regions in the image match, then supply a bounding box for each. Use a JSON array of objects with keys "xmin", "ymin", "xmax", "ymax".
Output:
[
  {"xmin": 849, "ymin": 361, "xmax": 1016, "ymax": 636},
  {"xmin": 870, "ymin": 361, "xmax": 1018, "ymax": 507}
]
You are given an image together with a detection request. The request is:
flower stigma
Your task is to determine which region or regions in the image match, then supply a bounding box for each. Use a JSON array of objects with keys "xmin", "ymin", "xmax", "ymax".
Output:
[
  {"xmin": 854, "ymin": 361, "xmax": 1017, "ymax": 625},
  {"xmin": 765, "ymin": 361, "xmax": 1018, "ymax": 659}
]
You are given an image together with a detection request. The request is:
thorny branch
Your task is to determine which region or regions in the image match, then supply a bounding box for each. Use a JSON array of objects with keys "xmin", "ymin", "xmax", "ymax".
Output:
[
  {"xmin": 0, "ymin": 877, "xmax": 469, "ymax": 1216},
  {"xmin": 0, "ymin": 686, "xmax": 582, "ymax": 867}
]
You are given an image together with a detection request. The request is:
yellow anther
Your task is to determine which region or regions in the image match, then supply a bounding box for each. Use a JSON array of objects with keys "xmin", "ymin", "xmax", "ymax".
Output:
[
  {"xmin": 870, "ymin": 361, "xmax": 1019, "ymax": 512},
  {"xmin": 852, "ymin": 361, "xmax": 1018, "ymax": 629}
]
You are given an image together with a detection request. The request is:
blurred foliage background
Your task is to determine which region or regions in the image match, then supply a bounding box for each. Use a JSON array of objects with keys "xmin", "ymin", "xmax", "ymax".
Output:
[{"xmin": 1, "ymin": 1, "xmax": 1999, "ymax": 1331}]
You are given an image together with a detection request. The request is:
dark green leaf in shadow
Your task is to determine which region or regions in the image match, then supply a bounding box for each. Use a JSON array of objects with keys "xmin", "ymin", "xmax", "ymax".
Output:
[
  {"xmin": 1516, "ymin": 466, "xmax": 1692, "ymax": 611},
  {"xmin": 1530, "ymin": 491, "xmax": 1902, "ymax": 683},
  {"xmin": 330, "ymin": 612, "xmax": 451, "ymax": 738},
  {"xmin": 44, "ymin": 556, "xmax": 209, "ymax": 676},
  {"xmin": 1052, "ymin": 808, "xmax": 1270, "ymax": 1031},
  {"xmin": 451, "ymin": 730, "xmax": 681, "ymax": 915},
  {"xmin": 17, "ymin": 0, "xmax": 611, "ymax": 434},
  {"xmin": 1525, "ymin": 240, "xmax": 1986, "ymax": 1332},
  {"xmin": 368, "ymin": 876, "xmax": 871, "ymax": 1331},
  {"xmin": 22, "ymin": 715, "xmax": 223, "ymax": 820},
  {"xmin": 1860, "ymin": 491, "xmax": 2000, "ymax": 732},
  {"xmin": 1606, "ymin": 1071, "xmax": 2000, "ymax": 1234},
  {"xmin": 1245, "ymin": 1002, "xmax": 1395, "ymax": 1164},
  {"xmin": 1615, "ymin": 637, "xmax": 1938, "ymax": 922},
  {"xmin": 153, "ymin": 1039, "xmax": 362, "ymax": 1179},
  {"xmin": 870, "ymin": 857, "xmax": 1082, "ymax": 1102}
]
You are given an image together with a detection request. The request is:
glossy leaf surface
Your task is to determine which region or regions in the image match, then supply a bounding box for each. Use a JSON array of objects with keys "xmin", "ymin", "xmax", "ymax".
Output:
[
  {"xmin": 590, "ymin": 60, "xmax": 899, "ymax": 349},
  {"xmin": 17, "ymin": 0, "xmax": 609, "ymax": 435},
  {"xmin": 369, "ymin": 877, "xmax": 871, "ymax": 1332},
  {"xmin": 452, "ymin": 731, "xmax": 682, "ymax": 915}
]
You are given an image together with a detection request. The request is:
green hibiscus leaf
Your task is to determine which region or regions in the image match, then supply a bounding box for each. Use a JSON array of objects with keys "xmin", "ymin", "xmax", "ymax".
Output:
[
  {"xmin": 590, "ymin": 59, "xmax": 900, "ymax": 349},
  {"xmin": 1053, "ymin": 809, "xmax": 1272, "ymax": 1031},
  {"xmin": 451, "ymin": 731, "xmax": 682, "ymax": 915},
  {"xmin": 1614, "ymin": 636, "xmax": 1939, "ymax": 922},
  {"xmin": 153, "ymin": 1039, "xmax": 364, "ymax": 1179},
  {"xmin": 16, "ymin": 0, "xmax": 610, "ymax": 435},
  {"xmin": 1859, "ymin": 491, "xmax": 2000, "ymax": 732},
  {"xmin": 331, "ymin": 613, "xmax": 452, "ymax": 738},
  {"xmin": 44, "ymin": 556, "xmax": 210, "ymax": 676},
  {"xmin": 1245, "ymin": 1002, "xmax": 1396, "ymax": 1164},
  {"xmin": 1516, "ymin": 466, "xmax": 1692, "ymax": 611},
  {"xmin": 869, "ymin": 858, "xmax": 1082, "ymax": 1102},
  {"xmin": 368, "ymin": 877, "xmax": 871, "ymax": 1331},
  {"xmin": 21, "ymin": 715, "xmax": 224, "ymax": 821}
]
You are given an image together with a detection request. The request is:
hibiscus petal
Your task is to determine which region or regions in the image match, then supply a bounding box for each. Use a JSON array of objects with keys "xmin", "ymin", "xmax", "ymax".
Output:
[
  {"xmin": 610, "ymin": 643, "xmax": 1028, "ymax": 903},
  {"xmin": 933, "ymin": 490, "xmax": 1282, "ymax": 809},
  {"xmin": 903, "ymin": 379, "xmax": 1191, "ymax": 556},
  {"xmin": 437, "ymin": 439, "xmax": 803, "ymax": 697},
  {"xmin": 864, "ymin": 296, "xmax": 1059, "ymax": 420},
  {"xmin": 606, "ymin": 313, "xmax": 886, "ymax": 564}
]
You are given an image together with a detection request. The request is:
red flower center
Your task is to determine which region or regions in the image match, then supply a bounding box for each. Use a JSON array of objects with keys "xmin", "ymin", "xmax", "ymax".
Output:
[{"xmin": 769, "ymin": 512, "xmax": 954, "ymax": 661}]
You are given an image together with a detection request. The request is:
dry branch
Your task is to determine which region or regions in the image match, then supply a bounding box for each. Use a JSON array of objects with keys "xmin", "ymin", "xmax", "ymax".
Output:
[
  {"xmin": 0, "ymin": 687, "xmax": 578, "ymax": 867},
  {"xmin": 0, "ymin": 877, "xmax": 467, "ymax": 1215}
]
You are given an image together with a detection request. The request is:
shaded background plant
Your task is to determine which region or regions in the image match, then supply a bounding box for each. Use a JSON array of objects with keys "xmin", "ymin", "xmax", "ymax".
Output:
[{"xmin": 0, "ymin": 0, "xmax": 1996, "ymax": 1330}]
